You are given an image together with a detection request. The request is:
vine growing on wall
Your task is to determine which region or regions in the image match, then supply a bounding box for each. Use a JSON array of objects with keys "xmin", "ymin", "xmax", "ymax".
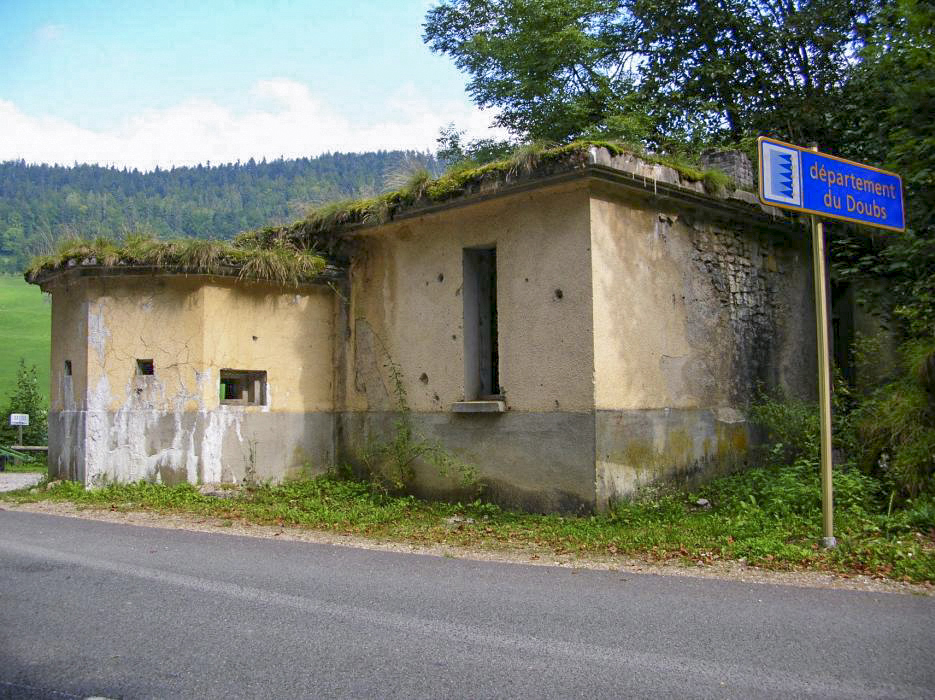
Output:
[{"xmin": 361, "ymin": 342, "xmax": 478, "ymax": 494}]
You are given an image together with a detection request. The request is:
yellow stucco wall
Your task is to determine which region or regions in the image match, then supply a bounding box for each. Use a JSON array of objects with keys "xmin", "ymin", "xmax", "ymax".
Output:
[
  {"xmin": 50, "ymin": 275, "xmax": 333, "ymax": 414},
  {"xmin": 201, "ymin": 283, "xmax": 333, "ymax": 412},
  {"xmin": 588, "ymin": 187, "xmax": 813, "ymax": 503},
  {"xmin": 590, "ymin": 193, "xmax": 702, "ymax": 410},
  {"xmin": 339, "ymin": 183, "xmax": 596, "ymax": 414},
  {"xmin": 83, "ymin": 276, "xmax": 207, "ymax": 413},
  {"xmin": 589, "ymin": 188, "xmax": 812, "ymax": 412}
]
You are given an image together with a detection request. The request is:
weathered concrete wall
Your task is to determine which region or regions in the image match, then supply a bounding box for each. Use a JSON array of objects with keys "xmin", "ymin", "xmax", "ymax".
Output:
[
  {"xmin": 335, "ymin": 184, "xmax": 598, "ymax": 509},
  {"xmin": 46, "ymin": 274, "xmax": 334, "ymax": 485},
  {"xmin": 594, "ymin": 407, "xmax": 750, "ymax": 506},
  {"xmin": 48, "ymin": 278, "xmax": 90, "ymax": 481},
  {"xmin": 589, "ymin": 188, "xmax": 814, "ymax": 506}
]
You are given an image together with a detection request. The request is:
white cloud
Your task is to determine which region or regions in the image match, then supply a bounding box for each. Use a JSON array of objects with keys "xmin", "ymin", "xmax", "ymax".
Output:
[{"xmin": 0, "ymin": 79, "xmax": 507, "ymax": 170}]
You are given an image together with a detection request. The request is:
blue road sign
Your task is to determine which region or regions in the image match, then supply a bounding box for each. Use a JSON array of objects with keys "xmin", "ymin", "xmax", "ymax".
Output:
[{"xmin": 758, "ymin": 137, "xmax": 905, "ymax": 232}]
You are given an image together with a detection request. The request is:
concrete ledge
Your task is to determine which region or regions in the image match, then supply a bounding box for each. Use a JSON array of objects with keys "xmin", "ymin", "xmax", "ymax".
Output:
[{"xmin": 450, "ymin": 401, "xmax": 506, "ymax": 413}]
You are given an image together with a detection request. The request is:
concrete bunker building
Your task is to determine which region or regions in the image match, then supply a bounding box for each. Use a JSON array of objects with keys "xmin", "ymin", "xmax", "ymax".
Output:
[{"xmin": 30, "ymin": 145, "xmax": 816, "ymax": 512}]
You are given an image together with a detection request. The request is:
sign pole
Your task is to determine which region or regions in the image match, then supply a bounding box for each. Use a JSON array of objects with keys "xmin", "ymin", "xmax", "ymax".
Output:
[
  {"xmin": 809, "ymin": 143, "xmax": 836, "ymax": 548},
  {"xmin": 18, "ymin": 424, "xmax": 23, "ymax": 447}
]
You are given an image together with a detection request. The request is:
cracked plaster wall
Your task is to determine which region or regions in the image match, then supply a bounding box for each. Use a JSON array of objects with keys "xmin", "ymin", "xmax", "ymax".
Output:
[{"xmin": 47, "ymin": 275, "xmax": 334, "ymax": 485}]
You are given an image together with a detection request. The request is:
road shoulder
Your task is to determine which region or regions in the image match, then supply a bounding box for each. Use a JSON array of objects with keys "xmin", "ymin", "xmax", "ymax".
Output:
[{"xmin": 4, "ymin": 499, "xmax": 932, "ymax": 597}]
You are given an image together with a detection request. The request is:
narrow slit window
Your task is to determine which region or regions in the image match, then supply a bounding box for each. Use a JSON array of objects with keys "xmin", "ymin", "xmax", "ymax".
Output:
[
  {"xmin": 136, "ymin": 359, "xmax": 155, "ymax": 376},
  {"xmin": 462, "ymin": 247, "xmax": 500, "ymax": 400},
  {"xmin": 219, "ymin": 369, "xmax": 267, "ymax": 406},
  {"xmin": 64, "ymin": 360, "xmax": 72, "ymax": 376}
]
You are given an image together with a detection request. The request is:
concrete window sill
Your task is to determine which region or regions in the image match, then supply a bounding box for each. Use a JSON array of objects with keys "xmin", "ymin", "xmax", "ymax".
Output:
[{"xmin": 451, "ymin": 400, "xmax": 506, "ymax": 413}]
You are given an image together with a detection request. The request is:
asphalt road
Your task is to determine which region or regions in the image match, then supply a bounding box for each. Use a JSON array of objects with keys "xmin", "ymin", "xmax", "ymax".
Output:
[{"xmin": 0, "ymin": 511, "xmax": 932, "ymax": 699}]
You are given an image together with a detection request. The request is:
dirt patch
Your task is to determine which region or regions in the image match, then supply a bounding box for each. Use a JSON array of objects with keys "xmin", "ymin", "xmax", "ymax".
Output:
[{"xmin": 5, "ymin": 500, "xmax": 932, "ymax": 596}]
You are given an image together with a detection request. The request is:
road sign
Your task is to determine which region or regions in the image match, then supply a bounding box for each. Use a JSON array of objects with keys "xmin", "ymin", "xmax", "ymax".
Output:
[
  {"xmin": 758, "ymin": 136, "xmax": 906, "ymax": 231},
  {"xmin": 9, "ymin": 413, "xmax": 29, "ymax": 426}
]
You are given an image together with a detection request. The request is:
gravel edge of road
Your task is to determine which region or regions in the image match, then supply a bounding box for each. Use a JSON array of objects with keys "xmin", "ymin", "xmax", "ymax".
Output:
[{"xmin": 3, "ymin": 500, "xmax": 932, "ymax": 596}]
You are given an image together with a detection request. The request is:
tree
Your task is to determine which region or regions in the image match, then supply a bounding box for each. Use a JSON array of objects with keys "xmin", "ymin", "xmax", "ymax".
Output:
[
  {"xmin": 424, "ymin": 0, "xmax": 879, "ymax": 150},
  {"xmin": 424, "ymin": 0, "xmax": 647, "ymax": 143},
  {"xmin": 436, "ymin": 124, "xmax": 515, "ymax": 168},
  {"xmin": 831, "ymin": 0, "xmax": 935, "ymax": 337},
  {"xmin": 842, "ymin": 0, "xmax": 934, "ymax": 230},
  {"xmin": 1, "ymin": 358, "xmax": 47, "ymax": 446}
]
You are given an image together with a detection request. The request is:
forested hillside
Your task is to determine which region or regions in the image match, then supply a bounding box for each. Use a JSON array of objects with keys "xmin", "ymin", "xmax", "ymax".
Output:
[{"xmin": 0, "ymin": 151, "xmax": 439, "ymax": 273}]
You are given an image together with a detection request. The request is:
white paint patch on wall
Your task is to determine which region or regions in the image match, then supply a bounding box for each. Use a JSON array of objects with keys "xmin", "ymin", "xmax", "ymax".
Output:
[
  {"xmin": 200, "ymin": 406, "xmax": 244, "ymax": 483},
  {"xmin": 79, "ymin": 310, "xmax": 248, "ymax": 485},
  {"xmin": 84, "ymin": 375, "xmax": 114, "ymax": 486}
]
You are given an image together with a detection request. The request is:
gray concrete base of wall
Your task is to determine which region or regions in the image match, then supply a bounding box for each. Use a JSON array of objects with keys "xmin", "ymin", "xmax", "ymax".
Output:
[
  {"xmin": 336, "ymin": 407, "xmax": 752, "ymax": 513},
  {"xmin": 336, "ymin": 411, "xmax": 597, "ymax": 514},
  {"xmin": 48, "ymin": 406, "xmax": 753, "ymax": 515}
]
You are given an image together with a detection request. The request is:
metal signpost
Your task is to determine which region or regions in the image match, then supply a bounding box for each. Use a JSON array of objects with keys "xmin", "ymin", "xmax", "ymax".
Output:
[
  {"xmin": 758, "ymin": 136, "xmax": 906, "ymax": 548},
  {"xmin": 9, "ymin": 413, "xmax": 29, "ymax": 447}
]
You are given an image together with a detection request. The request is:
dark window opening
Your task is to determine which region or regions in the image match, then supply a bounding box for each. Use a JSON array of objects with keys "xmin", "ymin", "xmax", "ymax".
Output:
[
  {"xmin": 220, "ymin": 369, "xmax": 267, "ymax": 406},
  {"xmin": 64, "ymin": 360, "xmax": 72, "ymax": 376},
  {"xmin": 463, "ymin": 247, "xmax": 500, "ymax": 399},
  {"xmin": 136, "ymin": 359, "xmax": 155, "ymax": 376}
]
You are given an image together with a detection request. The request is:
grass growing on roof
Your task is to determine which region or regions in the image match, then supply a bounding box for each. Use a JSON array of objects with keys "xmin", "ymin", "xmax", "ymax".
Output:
[
  {"xmin": 262, "ymin": 139, "xmax": 740, "ymax": 245},
  {"xmin": 25, "ymin": 233, "xmax": 328, "ymax": 287}
]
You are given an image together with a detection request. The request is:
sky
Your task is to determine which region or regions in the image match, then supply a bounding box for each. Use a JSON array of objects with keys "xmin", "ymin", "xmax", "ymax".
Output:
[{"xmin": 0, "ymin": 0, "xmax": 504, "ymax": 170}]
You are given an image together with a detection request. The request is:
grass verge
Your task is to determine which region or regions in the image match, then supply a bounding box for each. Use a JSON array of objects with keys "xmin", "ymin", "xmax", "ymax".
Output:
[
  {"xmin": 2, "ymin": 461, "xmax": 47, "ymax": 474},
  {"xmin": 3, "ymin": 461, "xmax": 933, "ymax": 583}
]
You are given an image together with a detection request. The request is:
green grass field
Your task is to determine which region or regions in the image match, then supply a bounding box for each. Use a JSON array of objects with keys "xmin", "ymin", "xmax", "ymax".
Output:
[{"xmin": 0, "ymin": 275, "xmax": 50, "ymax": 401}]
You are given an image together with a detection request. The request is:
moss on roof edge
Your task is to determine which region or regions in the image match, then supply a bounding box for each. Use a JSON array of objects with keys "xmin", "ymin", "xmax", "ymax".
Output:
[
  {"xmin": 242, "ymin": 140, "xmax": 744, "ymax": 249},
  {"xmin": 25, "ymin": 142, "xmax": 755, "ymax": 286},
  {"xmin": 25, "ymin": 234, "xmax": 331, "ymax": 288}
]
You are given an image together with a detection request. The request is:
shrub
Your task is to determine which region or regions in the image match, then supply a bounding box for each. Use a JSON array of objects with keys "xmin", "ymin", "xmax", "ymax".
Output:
[
  {"xmin": 749, "ymin": 394, "xmax": 820, "ymax": 466},
  {"xmin": 1, "ymin": 358, "xmax": 47, "ymax": 446},
  {"xmin": 853, "ymin": 337, "xmax": 935, "ymax": 497}
]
